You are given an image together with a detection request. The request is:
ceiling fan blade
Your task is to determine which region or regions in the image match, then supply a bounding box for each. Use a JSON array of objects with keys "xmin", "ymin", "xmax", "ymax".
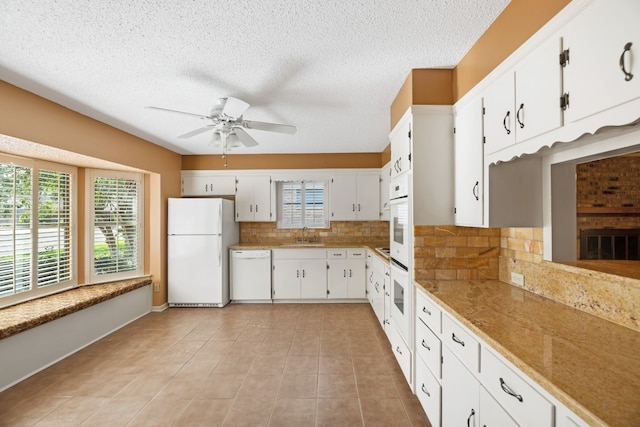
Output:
[
  {"xmin": 221, "ymin": 97, "xmax": 250, "ymax": 119},
  {"xmin": 177, "ymin": 125, "xmax": 214, "ymax": 138},
  {"xmin": 145, "ymin": 106, "xmax": 209, "ymax": 119},
  {"xmin": 243, "ymin": 120, "xmax": 297, "ymax": 134},
  {"xmin": 233, "ymin": 128, "xmax": 259, "ymax": 147}
]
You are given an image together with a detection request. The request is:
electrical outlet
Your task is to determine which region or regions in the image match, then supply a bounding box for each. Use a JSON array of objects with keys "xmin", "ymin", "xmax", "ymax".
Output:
[
  {"xmin": 153, "ymin": 283, "xmax": 160, "ymax": 292},
  {"xmin": 511, "ymin": 272, "xmax": 525, "ymax": 286}
]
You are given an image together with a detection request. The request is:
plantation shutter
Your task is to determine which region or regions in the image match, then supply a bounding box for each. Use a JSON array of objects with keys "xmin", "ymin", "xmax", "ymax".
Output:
[
  {"xmin": 37, "ymin": 169, "xmax": 72, "ymax": 287},
  {"xmin": 277, "ymin": 180, "xmax": 328, "ymax": 228},
  {"xmin": 0, "ymin": 163, "xmax": 32, "ymax": 297},
  {"xmin": 93, "ymin": 175, "xmax": 140, "ymax": 277}
]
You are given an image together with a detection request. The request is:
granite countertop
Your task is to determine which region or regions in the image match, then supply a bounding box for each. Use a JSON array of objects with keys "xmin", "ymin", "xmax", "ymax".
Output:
[
  {"xmin": 416, "ymin": 279, "xmax": 640, "ymax": 427},
  {"xmin": 229, "ymin": 242, "xmax": 382, "ymax": 250},
  {"xmin": 0, "ymin": 277, "xmax": 152, "ymax": 340}
]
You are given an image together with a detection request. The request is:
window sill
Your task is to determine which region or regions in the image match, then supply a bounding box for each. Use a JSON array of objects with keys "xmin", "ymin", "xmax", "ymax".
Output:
[{"xmin": 0, "ymin": 277, "xmax": 151, "ymax": 340}]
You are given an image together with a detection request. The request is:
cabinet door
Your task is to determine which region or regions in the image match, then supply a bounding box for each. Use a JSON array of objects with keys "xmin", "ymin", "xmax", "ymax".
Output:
[
  {"xmin": 442, "ymin": 346, "xmax": 479, "ymax": 427},
  {"xmin": 379, "ymin": 162, "xmax": 391, "ymax": 220},
  {"xmin": 252, "ymin": 176, "xmax": 272, "ymax": 222},
  {"xmin": 355, "ymin": 174, "xmax": 380, "ymax": 220},
  {"xmin": 347, "ymin": 258, "xmax": 366, "ymax": 298},
  {"xmin": 454, "ymin": 97, "xmax": 484, "ymax": 227},
  {"xmin": 483, "ymin": 72, "xmax": 515, "ymax": 154},
  {"xmin": 331, "ymin": 175, "xmax": 357, "ymax": 220},
  {"xmin": 272, "ymin": 260, "xmax": 300, "ymax": 299},
  {"xmin": 327, "ymin": 259, "xmax": 349, "ymax": 299},
  {"xmin": 300, "ymin": 259, "xmax": 327, "ymax": 299},
  {"xmin": 415, "ymin": 357, "xmax": 442, "ymax": 427},
  {"xmin": 390, "ymin": 117, "xmax": 412, "ymax": 178},
  {"xmin": 235, "ymin": 176, "xmax": 255, "ymax": 222},
  {"xmin": 563, "ymin": 0, "xmax": 640, "ymax": 124},
  {"xmin": 182, "ymin": 175, "xmax": 236, "ymax": 196},
  {"xmin": 479, "ymin": 386, "xmax": 518, "ymax": 427},
  {"xmin": 370, "ymin": 268, "xmax": 385, "ymax": 325},
  {"xmin": 514, "ymin": 36, "xmax": 563, "ymax": 143}
]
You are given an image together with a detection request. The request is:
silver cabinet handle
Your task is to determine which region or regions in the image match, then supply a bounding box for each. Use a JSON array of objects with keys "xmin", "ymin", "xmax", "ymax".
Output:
[
  {"xmin": 451, "ymin": 333, "xmax": 465, "ymax": 347},
  {"xmin": 467, "ymin": 409, "xmax": 475, "ymax": 427},
  {"xmin": 620, "ymin": 42, "xmax": 634, "ymax": 81},
  {"xmin": 422, "ymin": 306, "xmax": 431, "ymax": 316},
  {"xmin": 500, "ymin": 378, "xmax": 523, "ymax": 402},
  {"xmin": 395, "ymin": 346, "xmax": 402, "ymax": 355},
  {"xmin": 420, "ymin": 384, "xmax": 431, "ymax": 397},
  {"xmin": 421, "ymin": 339, "xmax": 430, "ymax": 351}
]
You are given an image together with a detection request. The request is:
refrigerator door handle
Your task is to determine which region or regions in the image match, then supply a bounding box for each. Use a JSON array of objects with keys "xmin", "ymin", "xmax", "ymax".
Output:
[{"xmin": 218, "ymin": 238, "xmax": 222, "ymax": 267}]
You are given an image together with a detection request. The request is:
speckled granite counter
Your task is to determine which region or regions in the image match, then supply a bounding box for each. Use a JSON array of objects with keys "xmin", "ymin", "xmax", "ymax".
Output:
[
  {"xmin": 416, "ymin": 279, "xmax": 640, "ymax": 427},
  {"xmin": 0, "ymin": 277, "xmax": 152, "ymax": 340},
  {"xmin": 229, "ymin": 242, "xmax": 382, "ymax": 250}
]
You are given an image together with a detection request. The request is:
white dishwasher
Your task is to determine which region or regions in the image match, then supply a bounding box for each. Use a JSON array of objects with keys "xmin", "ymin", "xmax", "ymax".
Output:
[{"xmin": 230, "ymin": 249, "xmax": 272, "ymax": 301}]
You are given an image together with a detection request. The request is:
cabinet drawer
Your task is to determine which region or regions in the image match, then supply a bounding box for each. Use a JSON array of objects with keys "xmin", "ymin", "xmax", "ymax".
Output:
[
  {"xmin": 415, "ymin": 357, "xmax": 441, "ymax": 427},
  {"xmin": 347, "ymin": 249, "xmax": 366, "ymax": 259},
  {"xmin": 481, "ymin": 348, "xmax": 553, "ymax": 427},
  {"xmin": 416, "ymin": 289, "xmax": 442, "ymax": 334},
  {"xmin": 416, "ymin": 317, "xmax": 442, "ymax": 379},
  {"xmin": 389, "ymin": 323, "xmax": 411, "ymax": 385},
  {"xmin": 327, "ymin": 249, "xmax": 346, "ymax": 259},
  {"xmin": 442, "ymin": 314, "xmax": 479, "ymax": 372}
]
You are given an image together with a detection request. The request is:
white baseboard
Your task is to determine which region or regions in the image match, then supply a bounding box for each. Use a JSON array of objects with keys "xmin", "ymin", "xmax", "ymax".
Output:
[{"xmin": 151, "ymin": 303, "xmax": 169, "ymax": 312}]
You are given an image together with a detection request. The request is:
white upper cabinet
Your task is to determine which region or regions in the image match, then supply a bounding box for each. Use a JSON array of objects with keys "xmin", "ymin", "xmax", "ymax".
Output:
[
  {"xmin": 562, "ymin": 0, "xmax": 640, "ymax": 125},
  {"xmin": 235, "ymin": 175, "xmax": 273, "ymax": 222},
  {"xmin": 389, "ymin": 116, "xmax": 412, "ymax": 178},
  {"xmin": 514, "ymin": 35, "xmax": 564, "ymax": 143},
  {"xmin": 330, "ymin": 174, "xmax": 380, "ymax": 221},
  {"xmin": 483, "ymin": 71, "xmax": 515, "ymax": 155},
  {"xmin": 379, "ymin": 161, "xmax": 391, "ymax": 220},
  {"xmin": 181, "ymin": 173, "xmax": 236, "ymax": 197},
  {"xmin": 484, "ymin": 35, "xmax": 563, "ymax": 155},
  {"xmin": 454, "ymin": 97, "xmax": 484, "ymax": 227}
]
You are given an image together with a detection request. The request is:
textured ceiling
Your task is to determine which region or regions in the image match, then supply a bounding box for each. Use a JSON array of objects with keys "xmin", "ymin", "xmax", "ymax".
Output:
[{"xmin": 0, "ymin": 0, "xmax": 510, "ymax": 156}]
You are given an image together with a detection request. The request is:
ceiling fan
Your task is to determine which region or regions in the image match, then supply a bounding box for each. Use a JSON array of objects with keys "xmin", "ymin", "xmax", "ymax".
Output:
[{"xmin": 146, "ymin": 97, "xmax": 296, "ymax": 156}]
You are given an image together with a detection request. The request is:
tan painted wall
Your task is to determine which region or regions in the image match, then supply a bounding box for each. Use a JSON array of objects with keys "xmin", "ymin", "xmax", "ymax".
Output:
[
  {"xmin": 0, "ymin": 80, "xmax": 182, "ymax": 306},
  {"xmin": 182, "ymin": 152, "xmax": 384, "ymax": 170},
  {"xmin": 390, "ymin": 69, "xmax": 454, "ymax": 130},
  {"xmin": 453, "ymin": 0, "xmax": 571, "ymax": 101}
]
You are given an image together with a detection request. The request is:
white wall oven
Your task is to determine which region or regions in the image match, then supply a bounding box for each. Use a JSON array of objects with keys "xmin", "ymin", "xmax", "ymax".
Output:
[
  {"xmin": 390, "ymin": 174, "xmax": 410, "ymax": 269},
  {"xmin": 390, "ymin": 258, "xmax": 410, "ymax": 343}
]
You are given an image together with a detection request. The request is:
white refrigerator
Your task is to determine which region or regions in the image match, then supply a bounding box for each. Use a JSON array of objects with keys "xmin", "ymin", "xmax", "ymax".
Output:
[{"xmin": 168, "ymin": 198, "xmax": 239, "ymax": 307}]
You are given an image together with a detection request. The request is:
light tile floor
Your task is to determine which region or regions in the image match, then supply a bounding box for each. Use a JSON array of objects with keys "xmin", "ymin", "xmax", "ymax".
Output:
[{"xmin": 0, "ymin": 303, "xmax": 431, "ymax": 426}]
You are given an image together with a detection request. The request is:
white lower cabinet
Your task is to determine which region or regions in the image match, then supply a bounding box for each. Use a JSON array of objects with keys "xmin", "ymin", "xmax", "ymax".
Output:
[
  {"xmin": 414, "ymin": 289, "xmax": 588, "ymax": 427},
  {"xmin": 272, "ymin": 249, "xmax": 326, "ymax": 300},
  {"xmin": 442, "ymin": 345, "xmax": 479, "ymax": 427},
  {"xmin": 389, "ymin": 322, "xmax": 411, "ymax": 385},
  {"xmin": 479, "ymin": 385, "xmax": 518, "ymax": 427},
  {"xmin": 481, "ymin": 347, "xmax": 553, "ymax": 427},
  {"xmin": 415, "ymin": 355, "xmax": 441, "ymax": 427},
  {"xmin": 327, "ymin": 249, "xmax": 366, "ymax": 299}
]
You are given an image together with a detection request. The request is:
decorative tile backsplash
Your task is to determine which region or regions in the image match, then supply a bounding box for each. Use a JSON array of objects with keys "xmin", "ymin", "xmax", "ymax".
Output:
[
  {"xmin": 414, "ymin": 225, "xmax": 500, "ymax": 281},
  {"xmin": 239, "ymin": 221, "xmax": 389, "ymax": 247}
]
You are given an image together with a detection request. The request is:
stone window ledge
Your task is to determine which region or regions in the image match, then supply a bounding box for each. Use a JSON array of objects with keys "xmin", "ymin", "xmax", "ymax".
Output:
[{"xmin": 0, "ymin": 277, "xmax": 152, "ymax": 340}]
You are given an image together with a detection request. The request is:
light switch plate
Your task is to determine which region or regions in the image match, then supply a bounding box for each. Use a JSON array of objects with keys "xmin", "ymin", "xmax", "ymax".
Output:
[{"xmin": 511, "ymin": 272, "xmax": 525, "ymax": 286}]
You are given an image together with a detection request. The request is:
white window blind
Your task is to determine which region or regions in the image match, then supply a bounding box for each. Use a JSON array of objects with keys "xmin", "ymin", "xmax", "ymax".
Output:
[
  {"xmin": 277, "ymin": 181, "xmax": 328, "ymax": 228},
  {"xmin": 0, "ymin": 157, "xmax": 75, "ymax": 304},
  {"xmin": 90, "ymin": 171, "xmax": 142, "ymax": 281},
  {"xmin": 0, "ymin": 163, "xmax": 32, "ymax": 297},
  {"xmin": 37, "ymin": 169, "xmax": 72, "ymax": 287}
]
